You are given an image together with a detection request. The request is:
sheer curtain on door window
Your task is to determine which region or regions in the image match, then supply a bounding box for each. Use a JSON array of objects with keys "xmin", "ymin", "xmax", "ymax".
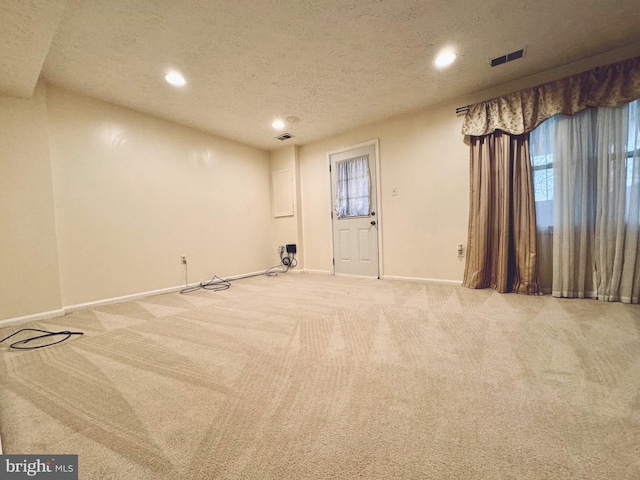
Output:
[{"xmin": 335, "ymin": 155, "xmax": 370, "ymax": 218}]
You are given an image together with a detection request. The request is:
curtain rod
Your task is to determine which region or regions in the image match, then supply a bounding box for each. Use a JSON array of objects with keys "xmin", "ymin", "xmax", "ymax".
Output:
[{"xmin": 456, "ymin": 105, "xmax": 469, "ymax": 114}]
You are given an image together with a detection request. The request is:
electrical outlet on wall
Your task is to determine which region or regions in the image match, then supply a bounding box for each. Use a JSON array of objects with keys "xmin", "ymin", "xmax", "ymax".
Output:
[{"xmin": 180, "ymin": 255, "xmax": 187, "ymax": 264}]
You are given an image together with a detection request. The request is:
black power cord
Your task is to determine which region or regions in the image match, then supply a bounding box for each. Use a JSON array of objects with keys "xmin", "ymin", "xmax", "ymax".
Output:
[
  {"xmin": 279, "ymin": 246, "xmax": 298, "ymax": 269},
  {"xmin": 0, "ymin": 328, "xmax": 83, "ymax": 351},
  {"xmin": 180, "ymin": 275, "xmax": 231, "ymax": 294},
  {"xmin": 180, "ymin": 246, "xmax": 297, "ymax": 294}
]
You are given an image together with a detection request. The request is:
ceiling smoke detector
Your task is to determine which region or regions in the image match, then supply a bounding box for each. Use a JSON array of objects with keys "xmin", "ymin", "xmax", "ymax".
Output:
[{"xmin": 276, "ymin": 133, "xmax": 293, "ymax": 141}]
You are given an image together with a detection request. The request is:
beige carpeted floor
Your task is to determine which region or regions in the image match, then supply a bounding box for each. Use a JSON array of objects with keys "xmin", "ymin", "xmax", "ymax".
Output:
[{"xmin": 1, "ymin": 273, "xmax": 639, "ymax": 479}]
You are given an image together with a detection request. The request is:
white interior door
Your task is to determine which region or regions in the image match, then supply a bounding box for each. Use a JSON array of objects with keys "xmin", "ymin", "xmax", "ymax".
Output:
[{"xmin": 330, "ymin": 143, "xmax": 379, "ymax": 277}]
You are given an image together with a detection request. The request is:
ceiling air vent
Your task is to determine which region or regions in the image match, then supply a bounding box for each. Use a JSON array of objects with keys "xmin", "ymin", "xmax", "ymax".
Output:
[
  {"xmin": 276, "ymin": 133, "xmax": 294, "ymax": 141},
  {"xmin": 490, "ymin": 48, "xmax": 525, "ymax": 67}
]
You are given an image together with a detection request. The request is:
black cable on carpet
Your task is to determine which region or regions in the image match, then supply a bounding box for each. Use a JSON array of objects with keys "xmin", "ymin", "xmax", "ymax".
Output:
[{"xmin": 0, "ymin": 328, "xmax": 83, "ymax": 350}]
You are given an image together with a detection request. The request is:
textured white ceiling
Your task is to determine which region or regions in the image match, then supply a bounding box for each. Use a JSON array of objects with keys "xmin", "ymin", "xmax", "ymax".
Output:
[
  {"xmin": 3, "ymin": 0, "xmax": 640, "ymax": 150},
  {"xmin": 0, "ymin": 0, "xmax": 67, "ymax": 98}
]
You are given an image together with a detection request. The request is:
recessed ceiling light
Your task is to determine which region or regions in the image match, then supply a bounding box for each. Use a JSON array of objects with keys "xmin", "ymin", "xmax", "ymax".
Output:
[
  {"xmin": 435, "ymin": 51, "xmax": 457, "ymax": 68},
  {"xmin": 164, "ymin": 71, "xmax": 186, "ymax": 87},
  {"xmin": 272, "ymin": 119, "xmax": 285, "ymax": 130}
]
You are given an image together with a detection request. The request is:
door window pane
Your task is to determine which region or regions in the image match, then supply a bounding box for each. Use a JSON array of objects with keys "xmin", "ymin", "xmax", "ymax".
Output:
[{"xmin": 335, "ymin": 155, "xmax": 370, "ymax": 218}]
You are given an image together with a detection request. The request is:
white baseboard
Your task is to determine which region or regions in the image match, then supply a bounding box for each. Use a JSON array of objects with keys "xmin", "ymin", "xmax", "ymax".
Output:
[
  {"xmin": 63, "ymin": 269, "xmax": 282, "ymax": 313},
  {"xmin": 63, "ymin": 284, "xmax": 191, "ymax": 313},
  {"xmin": 334, "ymin": 272, "xmax": 380, "ymax": 279},
  {"xmin": 1, "ymin": 271, "xmax": 462, "ymax": 329},
  {"xmin": 0, "ymin": 308, "xmax": 66, "ymax": 329},
  {"xmin": 1, "ymin": 268, "xmax": 300, "ymax": 328},
  {"xmin": 302, "ymin": 269, "xmax": 332, "ymax": 275},
  {"xmin": 383, "ymin": 275, "xmax": 462, "ymax": 285}
]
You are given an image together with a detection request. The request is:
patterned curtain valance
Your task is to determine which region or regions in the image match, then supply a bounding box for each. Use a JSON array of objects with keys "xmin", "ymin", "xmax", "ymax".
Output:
[{"xmin": 461, "ymin": 55, "xmax": 640, "ymax": 136}]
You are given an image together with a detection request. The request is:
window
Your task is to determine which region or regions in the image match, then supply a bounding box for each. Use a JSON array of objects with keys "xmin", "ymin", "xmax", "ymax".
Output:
[
  {"xmin": 531, "ymin": 153, "xmax": 554, "ymax": 229},
  {"xmin": 532, "ymin": 153, "xmax": 553, "ymax": 202},
  {"xmin": 626, "ymin": 100, "xmax": 639, "ymax": 219},
  {"xmin": 531, "ymin": 99, "xmax": 639, "ymax": 226},
  {"xmin": 530, "ymin": 118, "xmax": 556, "ymax": 230},
  {"xmin": 530, "ymin": 99, "xmax": 640, "ymax": 301},
  {"xmin": 335, "ymin": 155, "xmax": 371, "ymax": 218}
]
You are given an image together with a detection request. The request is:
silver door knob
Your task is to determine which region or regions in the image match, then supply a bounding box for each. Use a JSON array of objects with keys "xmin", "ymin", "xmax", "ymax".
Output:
[{"xmin": 370, "ymin": 220, "xmax": 376, "ymax": 225}]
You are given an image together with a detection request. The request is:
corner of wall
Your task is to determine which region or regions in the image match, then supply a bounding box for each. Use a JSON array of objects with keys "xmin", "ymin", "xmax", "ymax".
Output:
[
  {"xmin": 0, "ymin": 80, "xmax": 63, "ymax": 321},
  {"xmin": 269, "ymin": 145, "xmax": 304, "ymax": 269}
]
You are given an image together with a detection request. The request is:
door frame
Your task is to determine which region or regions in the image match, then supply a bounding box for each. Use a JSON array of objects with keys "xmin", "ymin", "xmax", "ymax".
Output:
[{"xmin": 327, "ymin": 139, "xmax": 383, "ymax": 278}]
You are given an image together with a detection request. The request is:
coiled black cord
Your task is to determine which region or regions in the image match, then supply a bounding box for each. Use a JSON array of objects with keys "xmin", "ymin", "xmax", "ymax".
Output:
[
  {"xmin": 180, "ymin": 275, "xmax": 231, "ymax": 294},
  {"xmin": 0, "ymin": 328, "xmax": 83, "ymax": 350},
  {"xmin": 180, "ymin": 247, "xmax": 297, "ymax": 294}
]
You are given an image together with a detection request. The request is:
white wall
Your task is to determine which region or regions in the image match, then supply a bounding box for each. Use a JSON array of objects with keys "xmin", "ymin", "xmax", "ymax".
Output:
[
  {"xmin": 269, "ymin": 145, "xmax": 304, "ymax": 268},
  {"xmin": 3, "ymin": 46, "xmax": 636, "ymax": 321},
  {"xmin": 45, "ymin": 85, "xmax": 273, "ymax": 306},
  {"xmin": 0, "ymin": 84, "xmax": 62, "ymax": 320},
  {"xmin": 297, "ymin": 46, "xmax": 640, "ymax": 282},
  {"xmin": 269, "ymin": 146, "xmax": 298, "ymax": 254},
  {"xmin": 1, "ymin": 83, "xmax": 275, "ymax": 321},
  {"xmin": 299, "ymin": 101, "xmax": 469, "ymax": 280}
]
